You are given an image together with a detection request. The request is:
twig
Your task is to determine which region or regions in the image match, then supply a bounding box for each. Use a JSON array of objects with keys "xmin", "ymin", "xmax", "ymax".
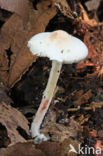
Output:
[{"xmin": 67, "ymin": 102, "xmax": 103, "ymax": 112}]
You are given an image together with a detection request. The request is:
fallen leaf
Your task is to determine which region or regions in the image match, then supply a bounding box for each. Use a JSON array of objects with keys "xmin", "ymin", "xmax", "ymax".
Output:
[
  {"xmin": 60, "ymin": 138, "xmax": 79, "ymax": 156},
  {"xmin": 85, "ymin": 0, "xmax": 101, "ymax": 11},
  {"xmin": 0, "ymin": 0, "xmax": 29, "ymax": 25},
  {"xmin": 42, "ymin": 111, "xmax": 82, "ymax": 143},
  {"xmin": 0, "ymin": 142, "xmax": 45, "ymax": 156},
  {"xmin": 37, "ymin": 141, "xmax": 61, "ymax": 156},
  {"xmin": 0, "ymin": 0, "xmax": 56, "ymax": 88},
  {"xmin": 0, "ymin": 102, "xmax": 30, "ymax": 145},
  {"xmin": 0, "ymin": 87, "xmax": 12, "ymax": 104},
  {"xmin": 0, "ymin": 122, "xmax": 10, "ymax": 147},
  {"xmin": 72, "ymin": 90, "xmax": 83, "ymax": 100},
  {"xmin": 73, "ymin": 90, "xmax": 92, "ymax": 106}
]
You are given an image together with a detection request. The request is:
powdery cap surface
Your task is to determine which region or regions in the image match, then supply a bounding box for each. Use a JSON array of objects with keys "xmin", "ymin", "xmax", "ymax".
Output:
[{"xmin": 28, "ymin": 30, "xmax": 88, "ymax": 64}]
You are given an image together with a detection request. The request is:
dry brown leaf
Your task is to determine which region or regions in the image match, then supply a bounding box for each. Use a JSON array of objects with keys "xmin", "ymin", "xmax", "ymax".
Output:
[
  {"xmin": 72, "ymin": 90, "xmax": 83, "ymax": 100},
  {"xmin": 0, "ymin": 87, "xmax": 12, "ymax": 104},
  {"xmin": 0, "ymin": 0, "xmax": 29, "ymax": 25},
  {"xmin": 85, "ymin": 0, "xmax": 101, "ymax": 11},
  {"xmin": 42, "ymin": 122, "xmax": 79, "ymax": 143},
  {"xmin": 37, "ymin": 141, "xmax": 61, "ymax": 156},
  {"xmin": 0, "ymin": 0, "xmax": 56, "ymax": 88},
  {"xmin": 0, "ymin": 102, "xmax": 30, "ymax": 145},
  {"xmin": 60, "ymin": 138, "xmax": 79, "ymax": 156},
  {"xmin": 0, "ymin": 142, "xmax": 45, "ymax": 156},
  {"xmin": 42, "ymin": 110, "xmax": 82, "ymax": 143},
  {"xmin": 73, "ymin": 90, "xmax": 92, "ymax": 106}
]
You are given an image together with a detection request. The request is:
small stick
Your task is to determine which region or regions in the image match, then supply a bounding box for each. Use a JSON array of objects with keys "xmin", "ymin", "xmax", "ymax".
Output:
[{"xmin": 67, "ymin": 102, "xmax": 103, "ymax": 112}]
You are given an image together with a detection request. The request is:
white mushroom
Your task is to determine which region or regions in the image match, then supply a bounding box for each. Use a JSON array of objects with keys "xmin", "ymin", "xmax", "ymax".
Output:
[{"xmin": 27, "ymin": 30, "xmax": 88, "ymax": 144}]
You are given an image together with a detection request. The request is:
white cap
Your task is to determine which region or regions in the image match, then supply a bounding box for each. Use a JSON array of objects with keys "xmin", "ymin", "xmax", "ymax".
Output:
[{"xmin": 28, "ymin": 30, "xmax": 88, "ymax": 64}]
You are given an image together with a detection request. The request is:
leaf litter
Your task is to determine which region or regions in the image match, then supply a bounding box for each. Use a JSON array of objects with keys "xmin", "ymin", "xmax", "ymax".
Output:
[
  {"xmin": 0, "ymin": 0, "xmax": 103, "ymax": 155},
  {"xmin": 0, "ymin": 0, "xmax": 56, "ymax": 88}
]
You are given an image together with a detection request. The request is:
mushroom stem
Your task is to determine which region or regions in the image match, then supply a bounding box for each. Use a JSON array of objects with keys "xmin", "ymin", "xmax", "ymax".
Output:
[{"xmin": 31, "ymin": 60, "xmax": 62, "ymax": 138}]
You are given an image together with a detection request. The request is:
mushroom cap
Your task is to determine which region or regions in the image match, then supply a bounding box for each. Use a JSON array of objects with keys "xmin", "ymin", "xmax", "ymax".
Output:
[{"xmin": 27, "ymin": 30, "xmax": 88, "ymax": 64}]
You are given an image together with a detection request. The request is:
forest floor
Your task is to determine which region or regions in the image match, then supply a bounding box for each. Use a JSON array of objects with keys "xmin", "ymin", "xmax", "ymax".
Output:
[{"xmin": 0, "ymin": 0, "xmax": 103, "ymax": 156}]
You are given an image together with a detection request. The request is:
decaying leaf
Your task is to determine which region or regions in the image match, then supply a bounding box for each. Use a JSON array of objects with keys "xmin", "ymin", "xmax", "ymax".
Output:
[
  {"xmin": 85, "ymin": 0, "xmax": 101, "ymax": 11},
  {"xmin": 41, "ymin": 109, "xmax": 82, "ymax": 143},
  {"xmin": 37, "ymin": 141, "xmax": 61, "ymax": 156},
  {"xmin": 73, "ymin": 90, "xmax": 92, "ymax": 106},
  {"xmin": 0, "ymin": 0, "xmax": 29, "ymax": 25},
  {"xmin": 60, "ymin": 138, "xmax": 79, "ymax": 156},
  {"xmin": 0, "ymin": 0, "xmax": 56, "ymax": 88},
  {"xmin": 0, "ymin": 102, "xmax": 30, "ymax": 145},
  {"xmin": 0, "ymin": 142, "xmax": 45, "ymax": 156},
  {"xmin": 0, "ymin": 87, "xmax": 12, "ymax": 104}
]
